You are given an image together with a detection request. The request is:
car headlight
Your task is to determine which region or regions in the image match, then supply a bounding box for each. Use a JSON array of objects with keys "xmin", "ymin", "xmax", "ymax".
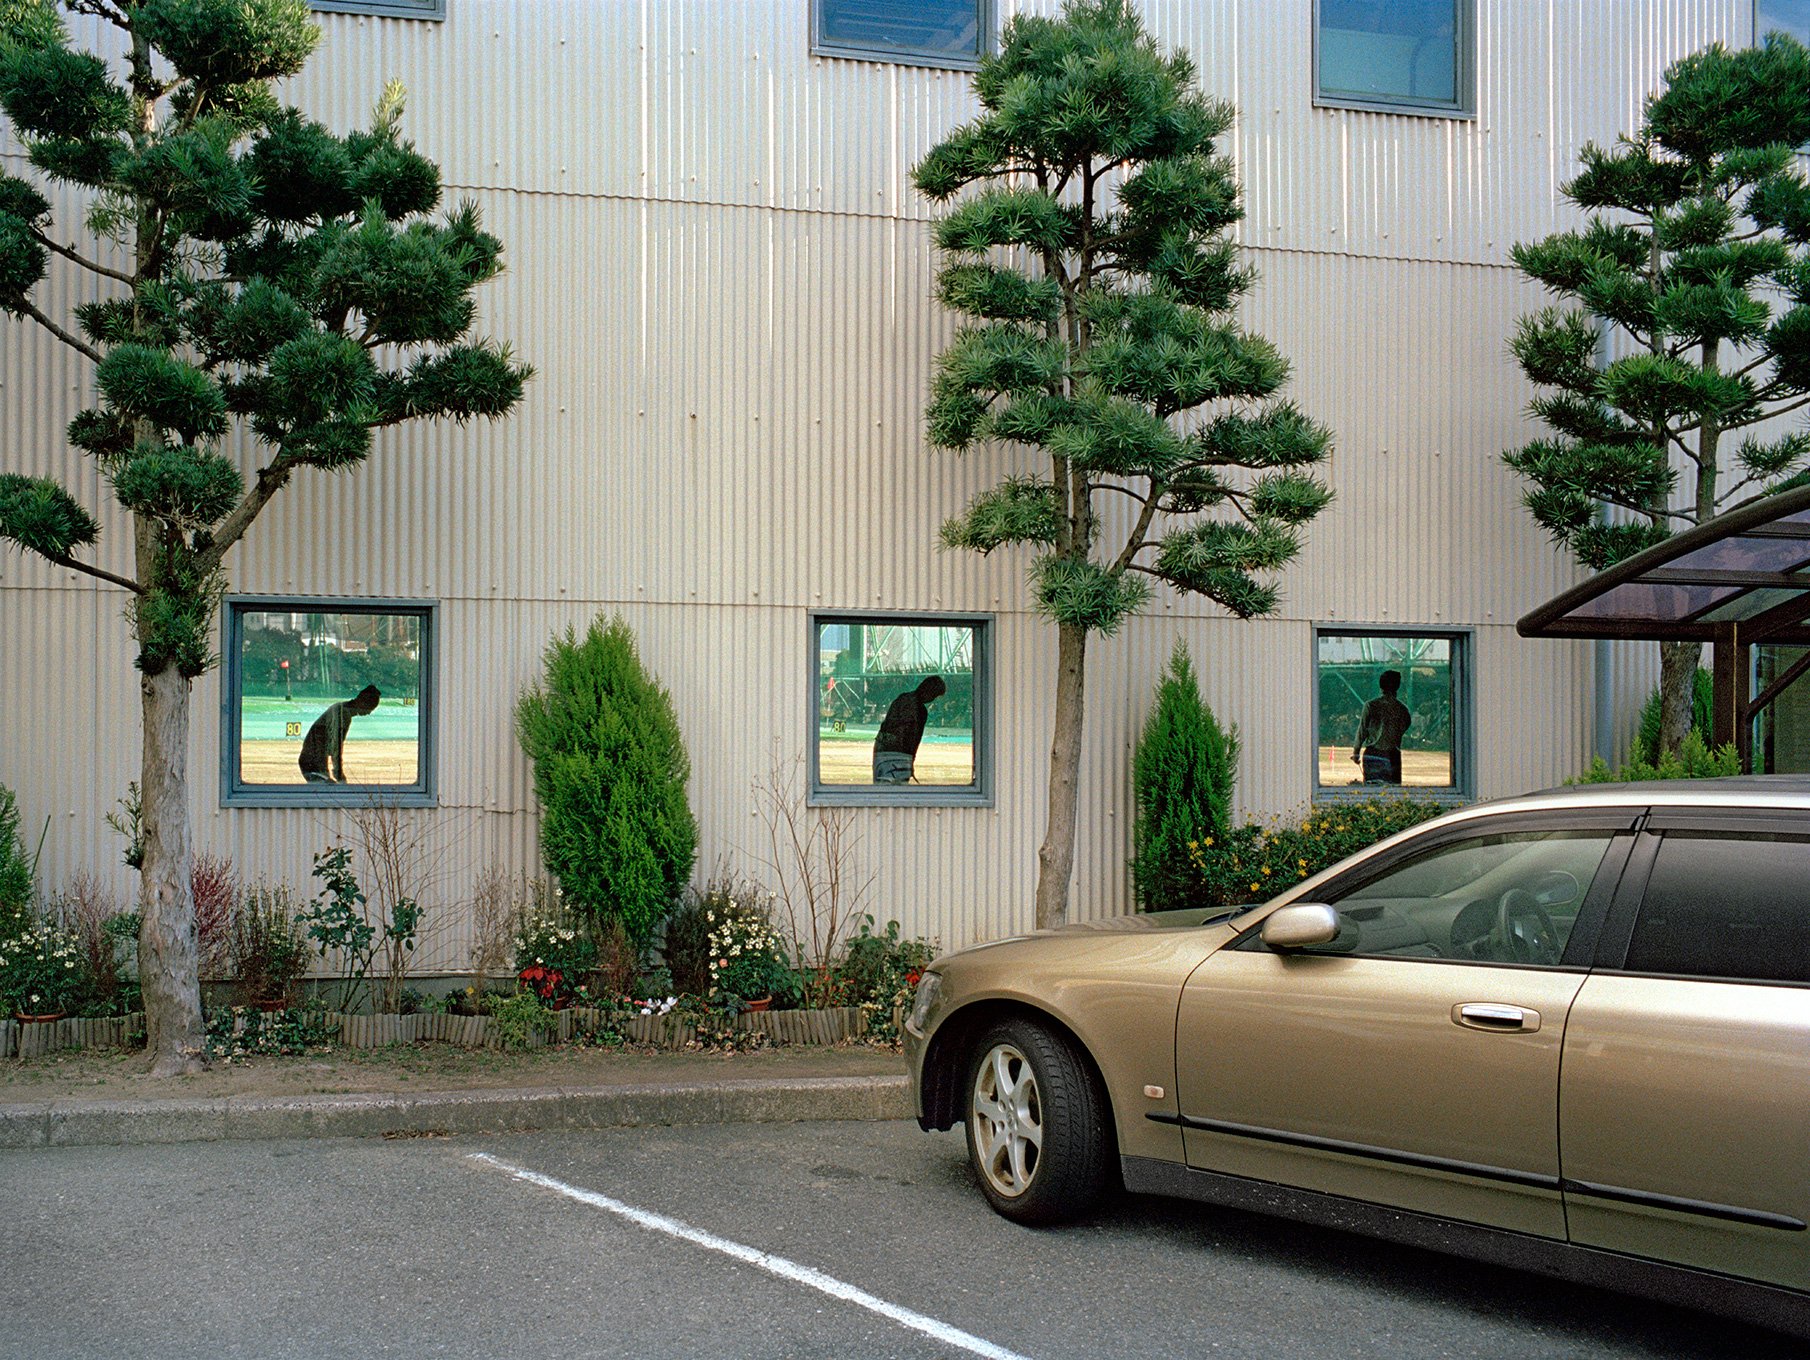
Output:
[{"xmin": 907, "ymin": 971, "xmax": 942, "ymax": 1033}]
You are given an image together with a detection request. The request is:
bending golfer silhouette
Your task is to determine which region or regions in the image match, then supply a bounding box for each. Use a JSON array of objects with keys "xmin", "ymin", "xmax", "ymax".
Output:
[
  {"xmin": 872, "ymin": 676, "xmax": 946, "ymax": 784},
  {"xmin": 299, "ymin": 685, "xmax": 381, "ymax": 783},
  {"xmin": 1351, "ymin": 670, "xmax": 1411, "ymax": 784}
]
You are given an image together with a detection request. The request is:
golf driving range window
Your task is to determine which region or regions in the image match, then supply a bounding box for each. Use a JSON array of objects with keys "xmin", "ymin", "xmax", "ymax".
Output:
[
  {"xmin": 221, "ymin": 597, "xmax": 437, "ymax": 808},
  {"xmin": 810, "ymin": 612, "xmax": 992, "ymax": 807},
  {"xmin": 1313, "ymin": 627, "xmax": 1471, "ymax": 804}
]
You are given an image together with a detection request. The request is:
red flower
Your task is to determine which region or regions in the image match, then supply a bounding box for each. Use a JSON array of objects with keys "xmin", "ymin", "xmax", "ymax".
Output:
[{"xmin": 905, "ymin": 970, "xmax": 922, "ymax": 988}]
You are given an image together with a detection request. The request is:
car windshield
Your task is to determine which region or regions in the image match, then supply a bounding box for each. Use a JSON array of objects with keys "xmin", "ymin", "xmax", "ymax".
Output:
[{"xmin": 1342, "ymin": 832, "xmax": 1599, "ymax": 905}]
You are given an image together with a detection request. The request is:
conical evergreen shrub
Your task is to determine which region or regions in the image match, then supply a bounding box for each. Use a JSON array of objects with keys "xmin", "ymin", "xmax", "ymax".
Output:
[
  {"xmin": 515, "ymin": 616, "xmax": 698, "ymax": 947},
  {"xmin": 1133, "ymin": 642, "xmax": 1238, "ymax": 912}
]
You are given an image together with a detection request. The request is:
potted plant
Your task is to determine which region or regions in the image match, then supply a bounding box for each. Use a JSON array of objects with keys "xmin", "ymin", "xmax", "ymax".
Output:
[
  {"xmin": 514, "ymin": 910, "xmax": 598, "ymax": 1009},
  {"xmin": 0, "ymin": 921, "xmax": 85, "ymax": 1021},
  {"xmin": 232, "ymin": 885, "xmax": 309, "ymax": 1009},
  {"xmin": 705, "ymin": 892, "xmax": 793, "ymax": 1010}
]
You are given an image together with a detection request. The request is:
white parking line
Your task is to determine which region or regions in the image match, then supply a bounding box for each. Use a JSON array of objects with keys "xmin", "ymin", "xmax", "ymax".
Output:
[{"xmin": 466, "ymin": 1152, "xmax": 1034, "ymax": 1360}]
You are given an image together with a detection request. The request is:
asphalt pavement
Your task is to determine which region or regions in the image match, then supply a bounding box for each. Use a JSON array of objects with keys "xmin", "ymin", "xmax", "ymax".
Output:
[{"xmin": 3, "ymin": 1120, "xmax": 1797, "ymax": 1360}]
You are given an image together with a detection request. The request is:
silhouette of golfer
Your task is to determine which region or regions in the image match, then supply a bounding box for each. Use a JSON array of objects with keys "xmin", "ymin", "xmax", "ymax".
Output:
[
  {"xmin": 872, "ymin": 676, "xmax": 946, "ymax": 784},
  {"xmin": 1351, "ymin": 670, "xmax": 1412, "ymax": 784},
  {"xmin": 299, "ymin": 685, "xmax": 381, "ymax": 783}
]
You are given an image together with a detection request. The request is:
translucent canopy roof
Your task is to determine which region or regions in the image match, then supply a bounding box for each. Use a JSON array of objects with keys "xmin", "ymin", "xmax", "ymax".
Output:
[{"xmin": 1518, "ymin": 485, "xmax": 1810, "ymax": 645}]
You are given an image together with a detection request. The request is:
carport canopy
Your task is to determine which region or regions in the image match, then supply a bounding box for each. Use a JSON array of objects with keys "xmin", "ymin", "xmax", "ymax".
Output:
[{"xmin": 1517, "ymin": 484, "xmax": 1810, "ymax": 769}]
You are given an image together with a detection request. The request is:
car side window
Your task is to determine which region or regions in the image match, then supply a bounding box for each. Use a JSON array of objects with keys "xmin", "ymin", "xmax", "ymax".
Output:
[
  {"xmin": 1245, "ymin": 830, "xmax": 1615, "ymax": 965},
  {"xmin": 1622, "ymin": 833, "xmax": 1810, "ymax": 985}
]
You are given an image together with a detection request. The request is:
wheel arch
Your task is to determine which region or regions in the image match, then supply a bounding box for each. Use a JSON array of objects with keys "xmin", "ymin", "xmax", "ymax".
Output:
[{"xmin": 919, "ymin": 998, "xmax": 1118, "ymax": 1151}]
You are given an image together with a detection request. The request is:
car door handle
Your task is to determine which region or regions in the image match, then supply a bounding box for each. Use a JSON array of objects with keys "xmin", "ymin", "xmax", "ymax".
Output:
[{"xmin": 1452, "ymin": 1003, "xmax": 1541, "ymax": 1033}]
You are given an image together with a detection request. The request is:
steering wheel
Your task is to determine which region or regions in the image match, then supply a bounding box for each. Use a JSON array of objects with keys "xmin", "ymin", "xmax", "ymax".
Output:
[{"xmin": 1493, "ymin": 889, "xmax": 1560, "ymax": 965}]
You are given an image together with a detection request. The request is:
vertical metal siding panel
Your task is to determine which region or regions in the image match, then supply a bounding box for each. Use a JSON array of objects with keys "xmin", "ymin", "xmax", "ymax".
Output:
[
  {"xmin": 299, "ymin": 3, "xmax": 647, "ymax": 201},
  {"xmin": 644, "ymin": 0, "xmax": 777, "ymax": 209},
  {"xmin": 2, "ymin": 2, "xmax": 1760, "ymax": 966}
]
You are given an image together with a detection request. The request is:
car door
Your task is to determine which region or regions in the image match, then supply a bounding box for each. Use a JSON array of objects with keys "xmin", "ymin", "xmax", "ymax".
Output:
[
  {"xmin": 1173, "ymin": 814, "xmax": 1634, "ymax": 1240},
  {"xmin": 1561, "ymin": 814, "xmax": 1810, "ymax": 1291}
]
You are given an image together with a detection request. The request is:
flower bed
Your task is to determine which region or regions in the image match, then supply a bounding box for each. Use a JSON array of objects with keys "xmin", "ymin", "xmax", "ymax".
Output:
[
  {"xmin": 1, "ymin": 1012, "xmax": 142, "ymax": 1060},
  {"xmin": 334, "ymin": 1004, "xmax": 870, "ymax": 1050},
  {"xmin": 1, "ymin": 1004, "xmax": 873, "ymax": 1059}
]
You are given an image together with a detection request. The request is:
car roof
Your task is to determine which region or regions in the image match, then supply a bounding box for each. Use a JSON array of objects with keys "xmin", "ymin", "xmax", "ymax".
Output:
[{"xmin": 1452, "ymin": 775, "xmax": 1810, "ymax": 821}]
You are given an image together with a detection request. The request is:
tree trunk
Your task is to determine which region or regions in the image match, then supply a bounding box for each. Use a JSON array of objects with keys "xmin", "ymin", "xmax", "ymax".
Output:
[
  {"xmin": 138, "ymin": 663, "xmax": 205, "ymax": 1075},
  {"xmin": 1656, "ymin": 639, "xmax": 1702, "ymax": 759},
  {"xmin": 1034, "ymin": 621, "xmax": 1088, "ymax": 930}
]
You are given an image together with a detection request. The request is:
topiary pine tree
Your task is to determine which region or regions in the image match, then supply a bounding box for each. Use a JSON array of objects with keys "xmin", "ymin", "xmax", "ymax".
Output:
[
  {"xmin": 0, "ymin": 1, "xmax": 529, "ymax": 1073},
  {"xmin": 515, "ymin": 615, "xmax": 699, "ymax": 951},
  {"xmin": 1132, "ymin": 640, "xmax": 1237, "ymax": 914},
  {"xmin": 914, "ymin": 0, "xmax": 1333, "ymax": 927},
  {"xmin": 1504, "ymin": 33, "xmax": 1810, "ymax": 758}
]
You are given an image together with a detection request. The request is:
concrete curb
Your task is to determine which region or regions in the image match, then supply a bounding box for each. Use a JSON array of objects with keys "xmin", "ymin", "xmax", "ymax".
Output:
[{"xmin": 0, "ymin": 1075, "xmax": 913, "ymax": 1149}]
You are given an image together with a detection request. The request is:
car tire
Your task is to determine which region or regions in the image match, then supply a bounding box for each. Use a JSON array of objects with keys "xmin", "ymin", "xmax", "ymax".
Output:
[{"xmin": 964, "ymin": 1017, "xmax": 1109, "ymax": 1225}]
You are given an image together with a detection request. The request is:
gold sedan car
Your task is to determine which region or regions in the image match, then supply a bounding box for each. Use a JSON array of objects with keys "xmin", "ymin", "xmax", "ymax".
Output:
[{"xmin": 906, "ymin": 779, "xmax": 1810, "ymax": 1337}]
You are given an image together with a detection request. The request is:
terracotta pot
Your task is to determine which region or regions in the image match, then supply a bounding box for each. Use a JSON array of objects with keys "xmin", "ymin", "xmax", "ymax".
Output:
[
  {"xmin": 254, "ymin": 998, "xmax": 288, "ymax": 1013},
  {"xmin": 746, "ymin": 996, "xmax": 772, "ymax": 1013},
  {"xmin": 15, "ymin": 1011, "xmax": 65, "ymax": 1024}
]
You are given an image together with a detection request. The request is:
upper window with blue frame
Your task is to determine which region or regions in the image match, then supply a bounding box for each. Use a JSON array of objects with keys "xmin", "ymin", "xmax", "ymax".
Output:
[
  {"xmin": 222, "ymin": 598, "xmax": 437, "ymax": 808},
  {"xmin": 1758, "ymin": 0, "xmax": 1810, "ymax": 44},
  {"xmin": 813, "ymin": 0, "xmax": 991, "ymax": 69},
  {"xmin": 311, "ymin": 0, "xmax": 445, "ymax": 20},
  {"xmin": 1315, "ymin": 0, "xmax": 1474, "ymax": 117}
]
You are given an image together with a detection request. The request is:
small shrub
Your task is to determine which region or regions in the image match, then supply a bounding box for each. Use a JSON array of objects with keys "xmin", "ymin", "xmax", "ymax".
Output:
[
  {"xmin": 1632, "ymin": 668, "xmax": 1715, "ymax": 765},
  {"xmin": 301, "ymin": 848, "xmax": 376, "ymax": 1012},
  {"xmin": 1133, "ymin": 642, "xmax": 1238, "ymax": 912},
  {"xmin": 491, "ymin": 990, "xmax": 553, "ymax": 1050},
  {"xmin": 838, "ymin": 916, "xmax": 937, "ymax": 1044},
  {"xmin": 467, "ymin": 867, "xmax": 541, "ymax": 992},
  {"xmin": 751, "ymin": 752, "xmax": 871, "ymax": 971},
  {"xmin": 48, "ymin": 872, "xmax": 142, "ymax": 1018},
  {"xmin": 592, "ymin": 919, "xmax": 641, "ymax": 1000},
  {"xmin": 234, "ymin": 884, "xmax": 310, "ymax": 1005},
  {"xmin": 205, "ymin": 1004, "xmax": 335, "ymax": 1061},
  {"xmin": 103, "ymin": 781, "xmax": 143, "ymax": 871},
  {"xmin": 1188, "ymin": 797, "xmax": 1446, "ymax": 907},
  {"xmin": 514, "ymin": 898, "xmax": 598, "ymax": 1005},
  {"xmin": 671, "ymin": 993, "xmax": 770, "ymax": 1052},
  {"xmin": 191, "ymin": 853, "xmax": 237, "ymax": 981},
  {"xmin": 0, "ymin": 921, "xmax": 85, "ymax": 1016},
  {"xmin": 1573, "ymin": 729, "xmax": 1741, "ymax": 783},
  {"xmin": 704, "ymin": 889, "xmax": 792, "ymax": 1004},
  {"xmin": 0, "ymin": 785, "xmax": 38, "ymax": 935},
  {"xmin": 515, "ymin": 614, "xmax": 699, "ymax": 948},
  {"xmin": 661, "ymin": 883, "xmax": 719, "ymax": 997}
]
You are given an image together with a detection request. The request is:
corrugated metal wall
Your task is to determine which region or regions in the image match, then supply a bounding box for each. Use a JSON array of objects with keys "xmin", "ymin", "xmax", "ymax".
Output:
[{"xmin": 0, "ymin": 0, "xmax": 1760, "ymax": 962}]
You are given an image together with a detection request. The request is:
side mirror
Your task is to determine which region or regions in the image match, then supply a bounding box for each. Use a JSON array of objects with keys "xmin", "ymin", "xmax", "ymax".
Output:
[{"xmin": 1261, "ymin": 903, "xmax": 1340, "ymax": 950}]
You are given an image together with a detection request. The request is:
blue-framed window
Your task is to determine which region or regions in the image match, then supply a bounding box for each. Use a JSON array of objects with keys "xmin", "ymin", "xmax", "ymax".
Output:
[
  {"xmin": 812, "ymin": 0, "xmax": 991, "ymax": 70},
  {"xmin": 810, "ymin": 611, "xmax": 993, "ymax": 806},
  {"xmin": 221, "ymin": 597, "xmax": 437, "ymax": 808},
  {"xmin": 1315, "ymin": 0, "xmax": 1474, "ymax": 117},
  {"xmin": 1758, "ymin": 0, "xmax": 1810, "ymax": 43},
  {"xmin": 311, "ymin": 0, "xmax": 445, "ymax": 20},
  {"xmin": 1314, "ymin": 626, "xmax": 1472, "ymax": 803}
]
